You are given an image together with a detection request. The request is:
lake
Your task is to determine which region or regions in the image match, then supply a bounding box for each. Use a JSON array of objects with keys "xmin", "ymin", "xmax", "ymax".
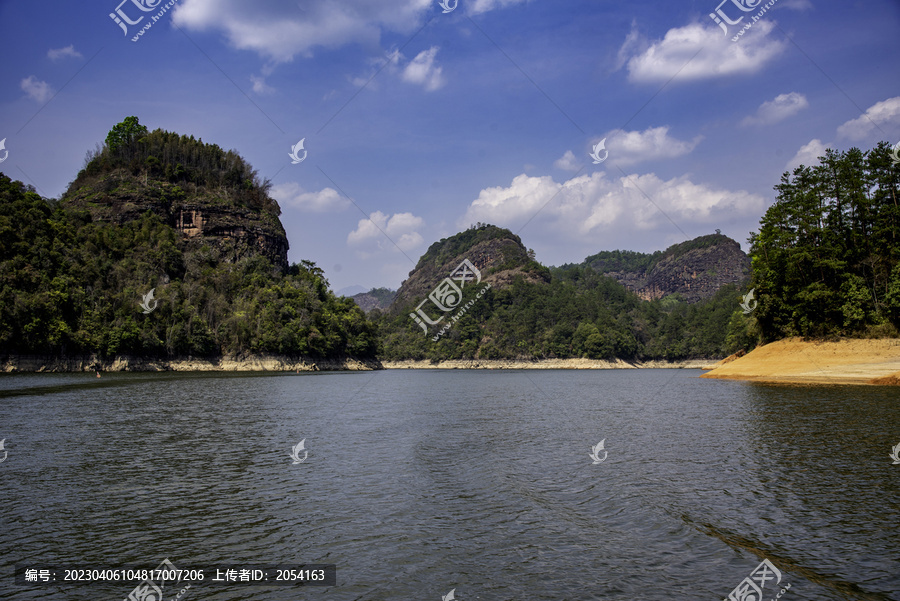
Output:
[{"xmin": 1, "ymin": 369, "xmax": 898, "ymax": 600}]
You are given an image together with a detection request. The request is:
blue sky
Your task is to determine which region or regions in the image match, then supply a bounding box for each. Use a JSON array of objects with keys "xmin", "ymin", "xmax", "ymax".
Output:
[{"xmin": 1, "ymin": 0, "xmax": 899, "ymax": 294}]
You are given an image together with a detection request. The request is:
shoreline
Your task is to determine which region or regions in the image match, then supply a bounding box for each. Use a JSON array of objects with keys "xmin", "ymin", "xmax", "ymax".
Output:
[
  {"xmin": 0, "ymin": 354, "xmax": 381, "ymax": 373},
  {"xmin": 14, "ymin": 340, "xmax": 895, "ymax": 381},
  {"xmin": 381, "ymin": 358, "xmax": 711, "ymax": 369},
  {"xmin": 700, "ymin": 337, "xmax": 900, "ymax": 386},
  {"xmin": 1, "ymin": 354, "xmax": 713, "ymax": 373}
]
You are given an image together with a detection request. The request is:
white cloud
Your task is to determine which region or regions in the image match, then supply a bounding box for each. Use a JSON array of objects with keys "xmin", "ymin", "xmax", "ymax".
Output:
[
  {"xmin": 401, "ymin": 46, "xmax": 444, "ymax": 91},
  {"xmin": 271, "ymin": 183, "xmax": 348, "ymax": 212},
  {"xmin": 741, "ymin": 92, "xmax": 809, "ymax": 126},
  {"xmin": 623, "ymin": 21, "xmax": 786, "ymax": 83},
  {"xmin": 615, "ymin": 23, "xmax": 648, "ymax": 72},
  {"xmin": 173, "ymin": 0, "xmax": 433, "ymax": 62},
  {"xmin": 20, "ymin": 76, "xmax": 53, "ymax": 103},
  {"xmin": 47, "ymin": 45, "xmax": 82, "ymax": 61},
  {"xmin": 470, "ymin": 0, "xmax": 527, "ymax": 15},
  {"xmin": 459, "ymin": 171, "xmax": 766, "ymax": 240},
  {"xmin": 173, "ymin": 0, "xmax": 525, "ymax": 62},
  {"xmin": 781, "ymin": 0, "xmax": 813, "ymax": 9},
  {"xmin": 349, "ymin": 46, "xmax": 443, "ymax": 92},
  {"xmin": 250, "ymin": 74, "xmax": 275, "ymax": 95},
  {"xmin": 553, "ymin": 150, "xmax": 580, "ymax": 171},
  {"xmin": 836, "ymin": 97, "xmax": 900, "ymax": 141},
  {"xmin": 786, "ymin": 138, "xmax": 828, "ymax": 171},
  {"xmin": 348, "ymin": 210, "xmax": 424, "ymax": 253},
  {"xmin": 602, "ymin": 126, "xmax": 701, "ymax": 167}
]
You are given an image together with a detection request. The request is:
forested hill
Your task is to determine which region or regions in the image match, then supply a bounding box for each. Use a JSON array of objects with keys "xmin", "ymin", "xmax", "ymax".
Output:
[
  {"xmin": 350, "ymin": 287, "xmax": 397, "ymax": 313},
  {"xmin": 375, "ymin": 224, "xmax": 752, "ymax": 362},
  {"xmin": 388, "ymin": 223, "xmax": 550, "ymax": 312},
  {"xmin": 3, "ymin": 124, "xmax": 895, "ymax": 368},
  {"xmin": 64, "ymin": 116, "xmax": 289, "ymax": 269},
  {"xmin": 0, "ymin": 117, "xmax": 377, "ymax": 361},
  {"xmin": 373, "ymin": 142, "xmax": 900, "ymax": 363},
  {"xmin": 576, "ymin": 233, "xmax": 750, "ymax": 303}
]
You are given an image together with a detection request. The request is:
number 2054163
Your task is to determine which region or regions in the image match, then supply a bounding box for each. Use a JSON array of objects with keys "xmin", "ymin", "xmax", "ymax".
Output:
[{"xmin": 276, "ymin": 569, "xmax": 325, "ymax": 581}]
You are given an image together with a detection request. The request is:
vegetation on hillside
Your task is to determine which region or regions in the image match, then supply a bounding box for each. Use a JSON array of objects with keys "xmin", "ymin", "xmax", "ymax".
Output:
[
  {"xmin": 3, "ymin": 121, "xmax": 895, "ymax": 367},
  {"xmin": 575, "ymin": 235, "xmax": 733, "ymax": 275},
  {"xmin": 362, "ymin": 287, "xmax": 397, "ymax": 306},
  {"xmin": 0, "ymin": 173, "xmax": 376, "ymax": 359},
  {"xmin": 75, "ymin": 116, "xmax": 277, "ymax": 213},
  {"xmin": 375, "ymin": 237, "xmax": 750, "ymax": 362},
  {"xmin": 576, "ymin": 249, "xmax": 660, "ymax": 274},
  {"xmin": 413, "ymin": 223, "xmax": 548, "ymax": 280},
  {"xmin": 749, "ymin": 142, "xmax": 900, "ymax": 341}
]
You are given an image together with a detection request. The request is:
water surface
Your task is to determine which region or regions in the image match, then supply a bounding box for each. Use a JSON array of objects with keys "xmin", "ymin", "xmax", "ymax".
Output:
[{"xmin": 1, "ymin": 370, "xmax": 897, "ymax": 600}]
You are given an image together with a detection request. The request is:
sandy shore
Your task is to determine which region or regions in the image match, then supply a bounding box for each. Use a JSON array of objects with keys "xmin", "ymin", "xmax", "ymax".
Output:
[{"xmin": 700, "ymin": 337, "xmax": 900, "ymax": 385}]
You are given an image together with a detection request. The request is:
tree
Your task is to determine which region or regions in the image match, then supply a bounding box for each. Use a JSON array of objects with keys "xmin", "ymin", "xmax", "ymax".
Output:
[
  {"xmin": 105, "ymin": 116, "xmax": 149, "ymax": 155},
  {"xmin": 749, "ymin": 142, "xmax": 900, "ymax": 339}
]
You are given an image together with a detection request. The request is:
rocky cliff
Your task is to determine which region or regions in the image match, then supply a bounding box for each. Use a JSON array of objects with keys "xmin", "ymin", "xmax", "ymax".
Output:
[
  {"xmin": 585, "ymin": 234, "xmax": 750, "ymax": 303},
  {"xmin": 62, "ymin": 121, "xmax": 289, "ymax": 271},
  {"xmin": 388, "ymin": 224, "xmax": 550, "ymax": 313},
  {"xmin": 62, "ymin": 169, "xmax": 288, "ymax": 270}
]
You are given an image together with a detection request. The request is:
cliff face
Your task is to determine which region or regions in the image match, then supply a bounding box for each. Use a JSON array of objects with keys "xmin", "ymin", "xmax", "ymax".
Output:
[
  {"xmin": 61, "ymin": 170, "xmax": 289, "ymax": 269},
  {"xmin": 389, "ymin": 225, "xmax": 550, "ymax": 313},
  {"xmin": 586, "ymin": 234, "xmax": 750, "ymax": 303}
]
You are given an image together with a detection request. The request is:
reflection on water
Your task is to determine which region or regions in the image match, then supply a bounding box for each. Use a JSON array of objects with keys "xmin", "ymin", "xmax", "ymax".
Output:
[{"xmin": 0, "ymin": 370, "xmax": 897, "ymax": 600}]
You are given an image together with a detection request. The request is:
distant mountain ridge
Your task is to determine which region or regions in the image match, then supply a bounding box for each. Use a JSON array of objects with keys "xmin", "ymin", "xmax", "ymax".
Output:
[
  {"xmin": 351, "ymin": 288, "xmax": 397, "ymax": 313},
  {"xmin": 352, "ymin": 230, "xmax": 751, "ymax": 314},
  {"xmin": 373, "ymin": 224, "xmax": 753, "ymax": 362},
  {"xmin": 581, "ymin": 234, "xmax": 750, "ymax": 303}
]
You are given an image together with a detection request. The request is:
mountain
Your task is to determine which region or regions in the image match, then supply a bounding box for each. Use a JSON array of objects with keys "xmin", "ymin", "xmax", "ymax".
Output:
[
  {"xmin": 350, "ymin": 288, "xmax": 397, "ymax": 313},
  {"xmin": 389, "ymin": 223, "xmax": 550, "ymax": 313},
  {"xmin": 63, "ymin": 121, "xmax": 288, "ymax": 270},
  {"xmin": 337, "ymin": 285, "xmax": 368, "ymax": 297},
  {"xmin": 0, "ymin": 117, "xmax": 377, "ymax": 363},
  {"xmin": 581, "ymin": 234, "xmax": 750, "ymax": 303},
  {"xmin": 375, "ymin": 224, "xmax": 751, "ymax": 362}
]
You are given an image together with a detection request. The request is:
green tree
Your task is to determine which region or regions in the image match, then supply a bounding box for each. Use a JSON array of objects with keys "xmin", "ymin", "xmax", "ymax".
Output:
[{"xmin": 105, "ymin": 116, "xmax": 148, "ymax": 155}]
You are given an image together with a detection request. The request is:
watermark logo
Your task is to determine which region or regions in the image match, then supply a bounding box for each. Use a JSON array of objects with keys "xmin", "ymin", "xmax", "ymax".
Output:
[
  {"xmin": 589, "ymin": 138, "xmax": 608, "ymax": 164},
  {"xmin": 110, "ymin": 0, "xmax": 162, "ymax": 35},
  {"xmin": 124, "ymin": 557, "xmax": 182, "ymax": 601},
  {"xmin": 438, "ymin": 0, "xmax": 458, "ymax": 13},
  {"xmin": 290, "ymin": 439, "xmax": 308, "ymax": 464},
  {"xmin": 110, "ymin": 0, "xmax": 179, "ymax": 41},
  {"xmin": 409, "ymin": 259, "xmax": 491, "ymax": 341},
  {"xmin": 723, "ymin": 558, "xmax": 789, "ymax": 601},
  {"xmin": 289, "ymin": 138, "xmax": 307, "ymax": 164},
  {"xmin": 442, "ymin": 588, "xmax": 456, "ymax": 601},
  {"xmin": 0, "ymin": 439, "xmax": 7, "ymax": 463},
  {"xmin": 890, "ymin": 141, "xmax": 900, "ymax": 166},
  {"xmin": 712, "ymin": 0, "xmax": 782, "ymax": 42},
  {"xmin": 0, "ymin": 138, "xmax": 8, "ymax": 163},
  {"xmin": 139, "ymin": 289, "xmax": 158, "ymax": 314},
  {"xmin": 589, "ymin": 439, "xmax": 607, "ymax": 464},
  {"xmin": 890, "ymin": 442, "xmax": 900, "ymax": 464},
  {"xmin": 710, "ymin": 0, "xmax": 761, "ymax": 34},
  {"xmin": 740, "ymin": 288, "xmax": 757, "ymax": 314}
]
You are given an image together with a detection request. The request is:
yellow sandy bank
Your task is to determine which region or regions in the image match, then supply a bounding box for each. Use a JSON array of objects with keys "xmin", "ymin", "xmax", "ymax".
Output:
[{"xmin": 700, "ymin": 337, "xmax": 900, "ymax": 385}]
